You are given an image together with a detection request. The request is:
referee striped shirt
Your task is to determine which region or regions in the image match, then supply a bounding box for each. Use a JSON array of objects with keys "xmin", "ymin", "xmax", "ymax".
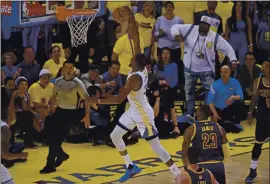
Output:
[{"xmin": 54, "ymin": 77, "xmax": 88, "ymax": 109}]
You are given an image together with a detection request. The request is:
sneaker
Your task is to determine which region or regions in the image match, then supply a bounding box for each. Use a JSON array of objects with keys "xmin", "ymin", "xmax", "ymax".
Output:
[
  {"xmin": 55, "ymin": 154, "xmax": 70, "ymax": 167},
  {"xmin": 119, "ymin": 164, "xmax": 142, "ymax": 183},
  {"xmin": 40, "ymin": 165, "xmax": 56, "ymax": 174},
  {"xmin": 245, "ymin": 168, "xmax": 257, "ymax": 183}
]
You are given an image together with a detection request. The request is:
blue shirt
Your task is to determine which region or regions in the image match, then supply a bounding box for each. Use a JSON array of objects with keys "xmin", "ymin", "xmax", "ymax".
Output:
[
  {"xmin": 102, "ymin": 71, "xmax": 123, "ymax": 95},
  {"xmin": 207, "ymin": 77, "xmax": 244, "ymax": 109},
  {"xmin": 153, "ymin": 63, "xmax": 178, "ymax": 88}
]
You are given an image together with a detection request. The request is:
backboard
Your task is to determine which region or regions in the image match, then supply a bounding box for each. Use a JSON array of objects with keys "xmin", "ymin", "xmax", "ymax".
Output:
[{"xmin": 1, "ymin": 1, "xmax": 106, "ymax": 39}]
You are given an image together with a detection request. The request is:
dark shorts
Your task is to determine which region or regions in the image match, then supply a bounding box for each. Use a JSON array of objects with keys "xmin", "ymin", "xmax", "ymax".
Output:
[
  {"xmin": 255, "ymin": 112, "xmax": 270, "ymax": 143},
  {"xmin": 199, "ymin": 162, "xmax": 226, "ymax": 184}
]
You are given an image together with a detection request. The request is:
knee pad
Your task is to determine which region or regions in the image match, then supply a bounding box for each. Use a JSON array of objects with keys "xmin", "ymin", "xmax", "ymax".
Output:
[{"xmin": 252, "ymin": 143, "xmax": 263, "ymax": 160}]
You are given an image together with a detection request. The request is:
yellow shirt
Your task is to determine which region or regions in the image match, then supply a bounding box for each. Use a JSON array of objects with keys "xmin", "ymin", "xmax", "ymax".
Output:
[
  {"xmin": 113, "ymin": 34, "xmax": 144, "ymax": 75},
  {"xmin": 216, "ymin": 2, "xmax": 234, "ymax": 31},
  {"xmin": 43, "ymin": 58, "xmax": 66, "ymax": 78},
  {"xmin": 28, "ymin": 82, "xmax": 54, "ymax": 105},
  {"xmin": 135, "ymin": 13, "xmax": 156, "ymax": 48}
]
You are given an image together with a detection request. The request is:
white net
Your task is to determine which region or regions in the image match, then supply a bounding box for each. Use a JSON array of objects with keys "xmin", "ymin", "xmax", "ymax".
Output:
[{"xmin": 66, "ymin": 14, "xmax": 96, "ymax": 47}]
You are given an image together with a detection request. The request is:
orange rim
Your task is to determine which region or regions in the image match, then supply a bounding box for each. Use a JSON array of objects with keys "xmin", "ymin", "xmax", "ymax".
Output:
[{"xmin": 56, "ymin": 6, "xmax": 97, "ymax": 21}]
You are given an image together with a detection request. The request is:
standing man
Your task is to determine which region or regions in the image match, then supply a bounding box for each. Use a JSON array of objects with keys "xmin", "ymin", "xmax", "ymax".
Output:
[
  {"xmin": 40, "ymin": 60, "xmax": 90, "ymax": 174},
  {"xmin": 245, "ymin": 60, "xmax": 270, "ymax": 183},
  {"xmin": 182, "ymin": 105, "xmax": 230, "ymax": 184},
  {"xmin": 171, "ymin": 15, "xmax": 237, "ymax": 119},
  {"xmin": 208, "ymin": 65, "xmax": 245, "ymax": 133}
]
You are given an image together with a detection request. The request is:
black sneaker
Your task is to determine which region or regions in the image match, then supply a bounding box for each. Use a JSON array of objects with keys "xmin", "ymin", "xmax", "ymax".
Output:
[
  {"xmin": 55, "ymin": 154, "xmax": 70, "ymax": 167},
  {"xmin": 245, "ymin": 168, "xmax": 257, "ymax": 183},
  {"xmin": 40, "ymin": 166, "xmax": 56, "ymax": 174}
]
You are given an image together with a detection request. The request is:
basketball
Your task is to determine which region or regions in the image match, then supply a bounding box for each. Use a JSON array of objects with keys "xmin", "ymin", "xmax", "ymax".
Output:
[{"xmin": 112, "ymin": 6, "xmax": 130, "ymax": 24}]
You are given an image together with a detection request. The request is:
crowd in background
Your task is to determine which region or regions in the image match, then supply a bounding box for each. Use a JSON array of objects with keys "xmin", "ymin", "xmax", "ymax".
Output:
[{"xmin": 1, "ymin": 1, "xmax": 270, "ymax": 169}]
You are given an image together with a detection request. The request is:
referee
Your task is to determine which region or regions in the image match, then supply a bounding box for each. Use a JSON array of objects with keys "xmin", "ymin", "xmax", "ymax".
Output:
[{"xmin": 40, "ymin": 60, "xmax": 90, "ymax": 174}]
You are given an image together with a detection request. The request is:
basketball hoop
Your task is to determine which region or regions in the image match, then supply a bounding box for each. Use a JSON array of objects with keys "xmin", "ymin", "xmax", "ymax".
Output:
[{"xmin": 56, "ymin": 6, "xmax": 97, "ymax": 47}]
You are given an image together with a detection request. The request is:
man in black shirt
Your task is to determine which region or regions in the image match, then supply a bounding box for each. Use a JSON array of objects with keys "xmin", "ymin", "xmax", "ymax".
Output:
[
  {"xmin": 1, "ymin": 77, "xmax": 15, "ymax": 121},
  {"xmin": 195, "ymin": 1, "xmax": 223, "ymax": 35}
]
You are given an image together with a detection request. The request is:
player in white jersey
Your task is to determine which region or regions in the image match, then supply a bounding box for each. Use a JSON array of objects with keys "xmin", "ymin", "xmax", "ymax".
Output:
[{"xmin": 87, "ymin": 7, "xmax": 180, "ymax": 183}]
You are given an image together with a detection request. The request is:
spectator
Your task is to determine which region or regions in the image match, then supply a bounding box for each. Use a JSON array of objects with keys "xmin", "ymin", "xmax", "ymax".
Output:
[
  {"xmin": 81, "ymin": 64, "xmax": 104, "ymax": 89},
  {"xmin": 256, "ymin": 10, "xmax": 270, "ymax": 63},
  {"xmin": 1, "ymin": 52, "xmax": 21, "ymax": 84},
  {"xmin": 1, "ymin": 77, "xmax": 15, "ymax": 122},
  {"xmin": 151, "ymin": 88, "xmax": 180, "ymax": 139},
  {"xmin": 111, "ymin": 24, "xmax": 144, "ymax": 80},
  {"xmin": 43, "ymin": 46, "xmax": 66, "ymax": 78},
  {"xmin": 171, "ymin": 15, "xmax": 237, "ymax": 118},
  {"xmin": 154, "ymin": 1, "xmax": 184, "ymax": 84},
  {"xmin": 9, "ymin": 77, "xmax": 40, "ymax": 148},
  {"xmin": 28, "ymin": 69, "xmax": 54, "ymax": 133},
  {"xmin": 195, "ymin": 1, "xmax": 223, "ymax": 34},
  {"xmin": 137, "ymin": 2, "xmax": 163, "ymax": 18},
  {"xmin": 225, "ymin": 1, "xmax": 253, "ymax": 66},
  {"xmin": 17, "ymin": 46, "xmax": 41, "ymax": 86},
  {"xmin": 153, "ymin": 47, "xmax": 178, "ymax": 88},
  {"xmin": 237, "ymin": 52, "xmax": 261, "ymax": 100},
  {"xmin": 208, "ymin": 65, "xmax": 245, "ymax": 133},
  {"xmin": 102, "ymin": 61, "xmax": 123, "ymax": 95},
  {"xmin": 135, "ymin": 2, "xmax": 156, "ymax": 58}
]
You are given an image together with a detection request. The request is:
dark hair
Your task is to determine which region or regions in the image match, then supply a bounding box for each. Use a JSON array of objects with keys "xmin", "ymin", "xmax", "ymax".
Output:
[
  {"xmin": 87, "ymin": 86, "xmax": 102, "ymax": 97},
  {"xmin": 23, "ymin": 46, "xmax": 35, "ymax": 53},
  {"xmin": 187, "ymin": 146, "xmax": 201, "ymax": 164},
  {"xmin": 89, "ymin": 64, "xmax": 100, "ymax": 71},
  {"xmin": 157, "ymin": 47, "xmax": 171, "ymax": 71},
  {"xmin": 135, "ymin": 53, "xmax": 148, "ymax": 69},
  {"xmin": 164, "ymin": 1, "xmax": 174, "ymax": 8},
  {"xmin": 4, "ymin": 76, "xmax": 14, "ymax": 85},
  {"xmin": 228, "ymin": 2, "xmax": 248, "ymax": 33},
  {"xmin": 48, "ymin": 46, "xmax": 61, "ymax": 54},
  {"xmin": 110, "ymin": 60, "xmax": 121, "ymax": 67},
  {"xmin": 63, "ymin": 59, "xmax": 74, "ymax": 66},
  {"xmin": 245, "ymin": 52, "xmax": 255, "ymax": 59},
  {"xmin": 197, "ymin": 105, "xmax": 211, "ymax": 119}
]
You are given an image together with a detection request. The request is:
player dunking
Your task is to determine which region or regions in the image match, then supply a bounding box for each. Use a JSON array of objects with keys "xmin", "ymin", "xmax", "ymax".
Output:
[
  {"xmin": 176, "ymin": 146, "xmax": 219, "ymax": 184},
  {"xmin": 245, "ymin": 60, "xmax": 270, "ymax": 183},
  {"xmin": 182, "ymin": 105, "xmax": 230, "ymax": 184},
  {"xmin": 87, "ymin": 7, "xmax": 180, "ymax": 183}
]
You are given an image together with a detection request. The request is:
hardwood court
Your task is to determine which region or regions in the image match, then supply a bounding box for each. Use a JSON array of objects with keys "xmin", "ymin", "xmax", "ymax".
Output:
[{"xmin": 118, "ymin": 149, "xmax": 270, "ymax": 184}]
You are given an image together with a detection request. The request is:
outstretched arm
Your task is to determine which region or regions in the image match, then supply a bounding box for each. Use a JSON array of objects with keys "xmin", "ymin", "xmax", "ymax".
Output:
[
  {"xmin": 87, "ymin": 74, "xmax": 141, "ymax": 105},
  {"xmin": 182, "ymin": 125, "xmax": 194, "ymax": 167},
  {"xmin": 127, "ymin": 7, "xmax": 141, "ymax": 54}
]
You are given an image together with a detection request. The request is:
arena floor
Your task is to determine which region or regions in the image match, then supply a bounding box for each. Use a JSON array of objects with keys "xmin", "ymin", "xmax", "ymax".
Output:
[{"xmin": 10, "ymin": 122, "xmax": 269, "ymax": 184}]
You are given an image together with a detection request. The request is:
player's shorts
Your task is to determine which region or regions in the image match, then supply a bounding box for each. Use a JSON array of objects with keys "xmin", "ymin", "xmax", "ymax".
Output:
[
  {"xmin": 199, "ymin": 162, "xmax": 225, "ymax": 184},
  {"xmin": 1, "ymin": 164, "xmax": 14, "ymax": 184},
  {"xmin": 118, "ymin": 111, "xmax": 158, "ymax": 141},
  {"xmin": 255, "ymin": 112, "xmax": 270, "ymax": 144}
]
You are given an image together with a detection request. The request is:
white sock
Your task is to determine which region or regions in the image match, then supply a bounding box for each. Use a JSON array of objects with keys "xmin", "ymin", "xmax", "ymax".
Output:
[
  {"xmin": 122, "ymin": 154, "xmax": 134, "ymax": 168},
  {"xmin": 169, "ymin": 163, "xmax": 180, "ymax": 177},
  {"xmin": 251, "ymin": 160, "xmax": 258, "ymax": 170}
]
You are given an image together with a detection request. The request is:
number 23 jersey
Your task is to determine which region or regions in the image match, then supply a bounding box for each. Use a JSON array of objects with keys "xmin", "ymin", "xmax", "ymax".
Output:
[
  {"xmin": 191, "ymin": 122, "xmax": 224, "ymax": 162},
  {"xmin": 126, "ymin": 68, "xmax": 154, "ymax": 123}
]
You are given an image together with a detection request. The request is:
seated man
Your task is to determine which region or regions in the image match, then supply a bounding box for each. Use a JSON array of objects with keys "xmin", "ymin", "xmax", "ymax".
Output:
[
  {"xmin": 208, "ymin": 65, "xmax": 245, "ymax": 133},
  {"xmin": 237, "ymin": 52, "xmax": 261, "ymax": 100}
]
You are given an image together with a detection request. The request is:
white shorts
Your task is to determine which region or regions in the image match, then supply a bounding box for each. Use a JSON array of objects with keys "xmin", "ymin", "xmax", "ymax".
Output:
[
  {"xmin": 1, "ymin": 164, "xmax": 13, "ymax": 184},
  {"xmin": 118, "ymin": 111, "xmax": 158, "ymax": 140}
]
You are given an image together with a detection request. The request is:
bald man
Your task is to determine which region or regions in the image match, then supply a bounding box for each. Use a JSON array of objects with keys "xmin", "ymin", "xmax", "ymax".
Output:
[{"xmin": 207, "ymin": 65, "xmax": 245, "ymax": 133}]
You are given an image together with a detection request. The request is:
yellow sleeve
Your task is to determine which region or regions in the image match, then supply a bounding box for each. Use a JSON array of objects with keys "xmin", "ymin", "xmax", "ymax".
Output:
[
  {"xmin": 28, "ymin": 85, "xmax": 39, "ymax": 103},
  {"xmin": 113, "ymin": 37, "xmax": 125, "ymax": 54}
]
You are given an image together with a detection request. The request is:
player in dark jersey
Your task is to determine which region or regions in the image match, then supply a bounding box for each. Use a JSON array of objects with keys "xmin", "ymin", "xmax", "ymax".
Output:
[
  {"xmin": 245, "ymin": 60, "xmax": 270, "ymax": 183},
  {"xmin": 176, "ymin": 146, "xmax": 218, "ymax": 184},
  {"xmin": 182, "ymin": 105, "xmax": 230, "ymax": 184}
]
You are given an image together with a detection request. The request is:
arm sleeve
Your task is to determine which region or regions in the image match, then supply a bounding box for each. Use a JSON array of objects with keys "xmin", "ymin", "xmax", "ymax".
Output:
[
  {"xmin": 171, "ymin": 24, "xmax": 191, "ymax": 38},
  {"xmin": 207, "ymin": 84, "xmax": 216, "ymax": 105},
  {"xmin": 215, "ymin": 35, "xmax": 237, "ymax": 62},
  {"xmin": 76, "ymin": 79, "xmax": 89, "ymax": 99},
  {"xmin": 153, "ymin": 17, "xmax": 161, "ymax": 37},
  {"xmin": 234, "ymin": 80, "xmax": 244, "ymax": 100}
]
